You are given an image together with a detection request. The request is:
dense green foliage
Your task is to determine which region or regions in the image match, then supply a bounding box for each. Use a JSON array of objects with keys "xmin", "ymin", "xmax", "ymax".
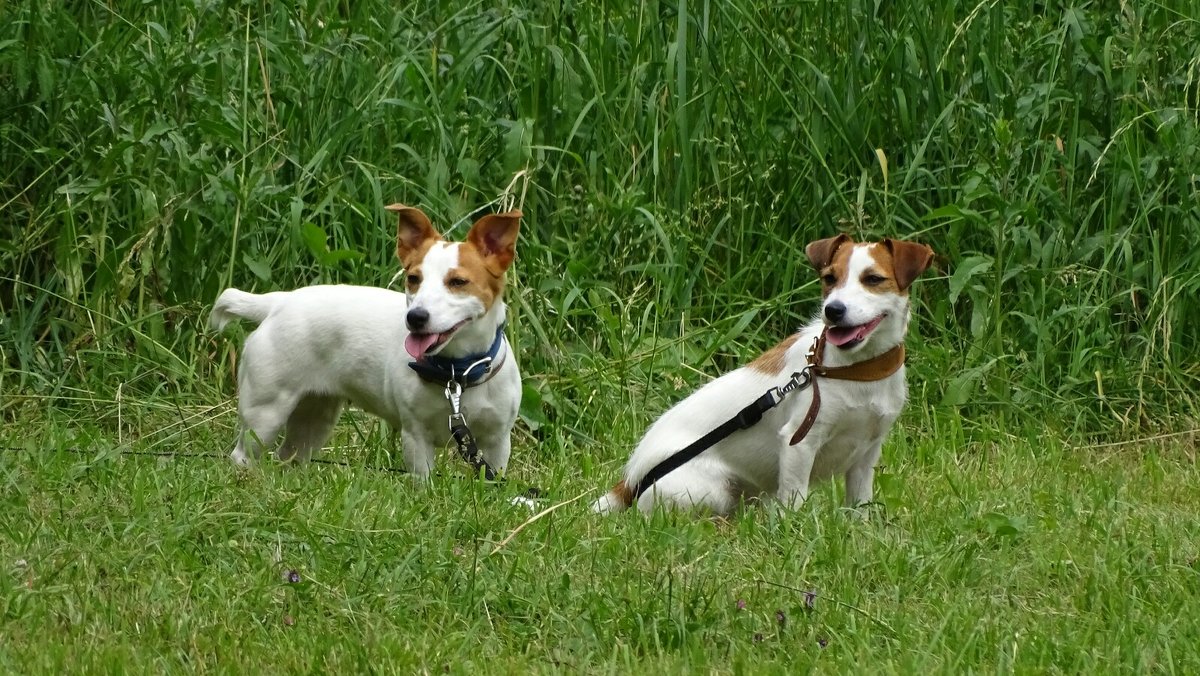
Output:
[
  {"xmin": 3, "ymin": 1, "xmax": 1200, "ymax": 672},
  {"xmin": 2, "ymin": 0, "xmax": 1197, "ymax": 434}
]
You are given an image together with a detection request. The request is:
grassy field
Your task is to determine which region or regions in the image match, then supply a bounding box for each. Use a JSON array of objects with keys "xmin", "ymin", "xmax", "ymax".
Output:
[
  {"xmin": 2, "ymin": 0, "xmax": 1199, "ymax": 671},
  {"xmin": 3, "ymin": 408, "xmax": 1199, "ymax": 672}
]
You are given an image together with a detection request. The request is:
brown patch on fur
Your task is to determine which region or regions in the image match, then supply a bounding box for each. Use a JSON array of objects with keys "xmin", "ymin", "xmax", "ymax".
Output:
[
  {"xmin": 805, "ymin": 234, "xmax": 852, "ymax": 271},
  {"xmin": 883, "ymin": 238, "xmax": 935, "ymax": 290},
  {"xmin": 818, "ymin": 240, "xmax": 858, "ymax": 295},
  {"xmin": 450, "ymin": 210, "xmax": 522, "ymax": 311},
  {"xmin": 748, "ymin": 333, "xmax": 801, "ymax": 374},
  {"xmin": 610, "ymin": 479, "xmax": 634, "ymax": 508},
  {"xmin": 448, "ymin": 247, "xmax": 502, "ymax": 310},
  {"xmin": 860, "ymin": 244, "xmax": 903, "ymax": 295},
  {"xmin": 466, "ymin": 211, "xmax": 522, "ymax": 276},
  {"xmin": 388, "ymin": 204, "xmax": 443, "ymax": 269},
  {"xmin": 860, "ymin": 240, "xmax": 934, "ymax": 294},
  {"xmin": 398, "ymin": 240, "xmax": 441, "ymax": 287}
]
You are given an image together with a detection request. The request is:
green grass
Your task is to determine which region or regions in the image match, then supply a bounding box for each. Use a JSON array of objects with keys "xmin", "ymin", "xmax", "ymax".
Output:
[
  {"xmin": 3, "ymin": 407, "xmax": 1199, "ymax": 672},
  {"xmin": 2, "ymin": 0, "xmax": 1200, "ymax": 671}
]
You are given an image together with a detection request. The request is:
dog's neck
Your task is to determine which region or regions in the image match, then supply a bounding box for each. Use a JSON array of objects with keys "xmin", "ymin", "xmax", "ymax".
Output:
[{"xmin": 437, "ymin": 301, "xmax": 508, "ymax": 359}]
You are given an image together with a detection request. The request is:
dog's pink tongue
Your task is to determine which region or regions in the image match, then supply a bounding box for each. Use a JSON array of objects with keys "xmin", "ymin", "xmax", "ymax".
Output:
[
  {"xmin": 826, "ymin": 315, "xmax": 884, "ymax": 347},
  {"xmin": 405, "ymin": 333, "xmax": 441, "ymax": 360},
  {"xmin": 826, "ymin": 325, "xmax": 862, "ymax": 347}
]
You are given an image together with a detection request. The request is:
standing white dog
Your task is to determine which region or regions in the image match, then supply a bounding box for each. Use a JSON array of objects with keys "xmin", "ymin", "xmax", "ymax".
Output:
[
  {"xmin": 594, "ymin": 235, "xmax": 934, "ymax": 515},
  {"xmin": 210, "ymin": 205, "xmax": 522, "ymax": 477}
]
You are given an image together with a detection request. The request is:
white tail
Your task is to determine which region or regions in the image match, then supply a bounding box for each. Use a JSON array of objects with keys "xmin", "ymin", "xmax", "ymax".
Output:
[{"xmin": 209, "ymin": 288, "xmax": 274, "ymax": 332}]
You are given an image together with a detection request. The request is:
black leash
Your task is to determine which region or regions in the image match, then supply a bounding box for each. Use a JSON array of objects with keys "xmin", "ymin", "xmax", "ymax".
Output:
[
  {"xmin": 628, "ymin": 330, "xmax": 909, "ymax": 502},
  {"xmin": 439, "ymin": 363, "xmax": 543, "ymax": 498},
  {"xmin": 440, "ymin": 359, "xmax": 503, "ymax": 481},
  {"xmin": 630, "ymin": 361, "xmax": 817, "ymax": 501}
]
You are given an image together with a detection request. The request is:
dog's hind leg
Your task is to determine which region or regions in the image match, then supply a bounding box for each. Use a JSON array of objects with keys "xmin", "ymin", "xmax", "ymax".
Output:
[
  {"xmin": 231, "ymin": 393, "xmax": 295, "ymax": 466},
  {"xmin": 228, "ymin": 335, "xmax": 295, "ymax": 466},
  {"xmin": 278, "ymin": 394, "xmax": 343, "ymax": 463},
  {"xmin": 635, "ymin": 464, "xmax": 739, "ymax": 516}
]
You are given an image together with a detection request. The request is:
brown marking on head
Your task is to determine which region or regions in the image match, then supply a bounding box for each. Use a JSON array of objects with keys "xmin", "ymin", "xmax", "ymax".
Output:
[
  {"xmin": 449, "ymin": 247, "xmax": 503, "ymax": 309},
  {"xmin": 748, "ymin": 333, "xmax": 801, "ymax": 375},
  {"xmin": 465, "ymin": 210, "xmax": 522, "ymax": 277},
  {"xmin": 810, "ymin": 235, "xmax": 857, "ymax": 296},
  {"xmin": 860, "ymin": 239, "xmax": 935, "ymax": 294},
  {"xmin": 611, "ymin": 479, "xmax": 634, "ymax": 508},
  {"xmin": 437, "ymin": 210, "xmax": 521, "ymax": 309},
  {"xmin": 805, "ymin": 234, "xmax": 852, "ymax": 272},
  {"xmin": 883, "ymin": 238, "xmax": 935, "ymax": 290},
  {"xmin": 387, "ymin": 204, "xmax": 443, "ymax": 270}
]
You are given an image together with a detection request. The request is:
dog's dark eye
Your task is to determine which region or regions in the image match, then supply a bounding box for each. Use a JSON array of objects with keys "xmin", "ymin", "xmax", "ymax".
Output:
[
  {"xmin": 822, "ymin": 274, "xmax": 837, "ymax": 285},
  {"xmin": 864, "ymin": 274, "xmax": 887, "ymax": 286},
  {"xmin": 406, "ymin": 274, "xmax": 421, "ymax": 287},
  {"xmin": 447, "ymin": 277, "xmax": 469, "ymax": 288}
]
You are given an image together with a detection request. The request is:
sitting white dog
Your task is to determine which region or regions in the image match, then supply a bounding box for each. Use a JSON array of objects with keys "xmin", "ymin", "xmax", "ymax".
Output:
[{"xmin": 594, "ymin": 235, "xmax": 934, "ymax": 515}]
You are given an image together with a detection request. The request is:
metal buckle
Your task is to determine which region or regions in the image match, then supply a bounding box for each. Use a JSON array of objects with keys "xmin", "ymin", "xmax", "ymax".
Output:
[
  {"xmin": 462, "ymin": 356, "xmax": 493, "ymax": 381},
  {"xmin": 805, "ymin": 335, "xmax": 821, "ymax": 363},
  {"xmin": 773, "ymin": 366, "xmax": 814, "ymax": 400},
  {"xmin": 444, "ymin": 378, "xmax": 465, "ymax": 430}
]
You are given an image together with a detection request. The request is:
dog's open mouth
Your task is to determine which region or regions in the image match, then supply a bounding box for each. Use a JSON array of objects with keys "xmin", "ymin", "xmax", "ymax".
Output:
[
  {"xmin": 405, "ymin": 319, "xmax": 470, "ymax": 360},
  {"xmin": 826, "ymin": 314, "xmax": 885, "ymax": 349}
]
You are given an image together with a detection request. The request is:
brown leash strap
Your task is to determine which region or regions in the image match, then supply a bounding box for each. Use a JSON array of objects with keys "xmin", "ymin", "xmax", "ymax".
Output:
[
  {"xmin": 788, "ymin": 333, "xmax": 906, "ymax": 445},
  {"xmin": 789, "ymin": 376, "xmax": 824, "ymax": 446}
]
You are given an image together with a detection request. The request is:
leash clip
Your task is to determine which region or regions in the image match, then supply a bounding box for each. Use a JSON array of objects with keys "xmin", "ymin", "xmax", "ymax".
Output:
[
  {"xmin": 773, "ymin": 365, "xmax": 814, "ymax": 401},
  {"xmin": 444, "ymin": 377, "xmax": 465, "ymax": 430},
  {"xmin": 805, "ymin": 334, "xmax": 822, "ymax": 363},
  {"xmin": 440, "ymin": 365, "xmax": 501, "ymax": 481}
]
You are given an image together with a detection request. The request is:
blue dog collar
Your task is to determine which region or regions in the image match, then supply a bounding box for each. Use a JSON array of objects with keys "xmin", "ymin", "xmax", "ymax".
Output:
[{"xmin": 408, "ymin": 325, "xmax": 507, "ymax": 387}]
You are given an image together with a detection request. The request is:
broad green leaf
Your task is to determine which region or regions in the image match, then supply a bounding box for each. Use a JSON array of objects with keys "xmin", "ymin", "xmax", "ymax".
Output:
[{"xmin": 949, "ymin": 255, "xmax": 993, "ymax": 304}]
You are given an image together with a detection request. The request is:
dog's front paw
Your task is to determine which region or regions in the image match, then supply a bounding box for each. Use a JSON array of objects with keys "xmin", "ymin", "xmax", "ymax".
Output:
[
  {"xmin": 774, "ymin": 488, "xmax": 808, "ymax": 512},
  {"xmin": 842, "ymin": 501, "xmax": 879, "ymax": 522}
]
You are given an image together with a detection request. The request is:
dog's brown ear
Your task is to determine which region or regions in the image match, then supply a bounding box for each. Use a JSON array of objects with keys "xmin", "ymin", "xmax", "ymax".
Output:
[
  {"xmin": 467, "ymin": 210, "xmax": 522, "ymax": 276},
  {"xmin": 884, "ymin": 239, "xmax": 935, "ymax": 291},
  {"xmin": 805, "ymin": 234, "xmax": 852, "ymax": 270},
  {"xmin": 387, "ymin": 204, "xmax": 441, "ymax": 266}
]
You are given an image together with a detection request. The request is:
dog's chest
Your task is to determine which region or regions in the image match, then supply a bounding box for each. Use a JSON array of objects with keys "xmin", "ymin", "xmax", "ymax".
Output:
[
  {"xmin": 808, "ymin": 376, "xmax": 906, "ymax": 476},
  {"xmin": 399, "ymin": 376, "xmax": 519, "ymax": 437}
]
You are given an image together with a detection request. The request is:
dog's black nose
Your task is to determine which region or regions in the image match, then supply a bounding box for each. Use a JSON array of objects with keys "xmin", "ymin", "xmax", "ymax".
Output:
[
  {"xmin": 824, "ymin": 301, "xmax": 846, "ymax": 323},
  {"xmin": 406, "ymin": 307, "xmax": 430, "ymax": 330}
]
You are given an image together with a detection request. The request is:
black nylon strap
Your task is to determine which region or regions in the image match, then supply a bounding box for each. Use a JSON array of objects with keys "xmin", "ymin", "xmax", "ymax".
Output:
[
  {"xmin": 630, "ymin": 389, "xmax": 782, "ymax": 500},
  {"xmin": 449, "ymin": 419, "xmax": 499, "ymax": 481}
]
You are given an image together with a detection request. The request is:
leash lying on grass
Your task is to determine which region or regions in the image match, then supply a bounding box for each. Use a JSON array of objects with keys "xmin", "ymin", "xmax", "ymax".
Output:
[{"xmin": 4, "ymin": 444, "xmax": 543, "ymax": 500}]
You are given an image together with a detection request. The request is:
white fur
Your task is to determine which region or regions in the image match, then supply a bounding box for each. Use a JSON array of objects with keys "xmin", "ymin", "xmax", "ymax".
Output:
[
  {"xmin": 594, "ymin": 243, "xmax": 913, "ymax": 515},
  {"xmin": 406, "ymin": 242, "xmax": 491, "ymax": 351},
  {"xmin": 210, "ymin": 240, "xmax": 521, "ymax": 476}
]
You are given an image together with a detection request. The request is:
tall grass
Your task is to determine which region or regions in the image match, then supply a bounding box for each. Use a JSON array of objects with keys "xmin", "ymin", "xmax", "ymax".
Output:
[{"xmin": 1, "ymin": 0, "xmax": 1198, "ymax": 438}]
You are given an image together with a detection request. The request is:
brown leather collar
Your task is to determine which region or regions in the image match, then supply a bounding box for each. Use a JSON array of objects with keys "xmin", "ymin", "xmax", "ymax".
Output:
[
  {"xmin": 788, "ymin": 329, "xmax": 906, "ymax": 445},
  {"xmin": 812, "ymin": 331, "xmax": 906, "ymax": 382}
]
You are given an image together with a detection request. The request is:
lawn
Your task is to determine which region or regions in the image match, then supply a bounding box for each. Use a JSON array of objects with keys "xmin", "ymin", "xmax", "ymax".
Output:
[{"xmin": 3, "ymin": 403, "xmax": 1198, "ymax": 672}]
